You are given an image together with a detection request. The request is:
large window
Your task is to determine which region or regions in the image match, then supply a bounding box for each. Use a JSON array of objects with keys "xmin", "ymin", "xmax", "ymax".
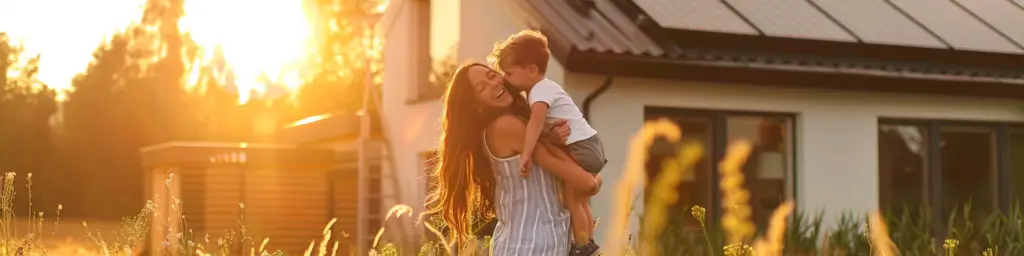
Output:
[
  {"xmin": 407, "ymin": 0, "xmax": 442, "ymax": 103},
  {"xmin": 407, "ymin": 0, "xmax": 458, "ymax": 103},
  {"xmin": 879, "ymin": 120, "xmax": 1023, "ymax": 230},
  {"xmin": 645, "ymin": 107, "xmax": 795, "ymax": 231}
]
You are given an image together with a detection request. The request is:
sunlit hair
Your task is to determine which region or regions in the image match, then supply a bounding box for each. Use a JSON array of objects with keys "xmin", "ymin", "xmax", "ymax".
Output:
[
  {"xmin": 424, "ymin": 62, "xmax": 530, "ymax": 244},
  {"xmin": 489, "ymin": 30, "xmax": 550, "ymax": 74}
]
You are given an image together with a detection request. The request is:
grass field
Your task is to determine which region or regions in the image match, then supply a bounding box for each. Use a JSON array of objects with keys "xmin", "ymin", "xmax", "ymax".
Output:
[{"xmin": 1, "ymin": 119, "xmax": 1018, "ymax": 255}]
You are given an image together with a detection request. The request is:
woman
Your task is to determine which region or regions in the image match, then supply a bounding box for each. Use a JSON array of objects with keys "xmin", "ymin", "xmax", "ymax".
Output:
[{"xmin": 426, "ymin": 63, "xmax": 602, "ymax": 255}]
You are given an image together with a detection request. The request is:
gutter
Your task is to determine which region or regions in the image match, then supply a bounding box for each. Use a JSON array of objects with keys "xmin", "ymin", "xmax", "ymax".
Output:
[{"xmin": 582, "ymin": 75, "xmax": 614, "ymax": 121}]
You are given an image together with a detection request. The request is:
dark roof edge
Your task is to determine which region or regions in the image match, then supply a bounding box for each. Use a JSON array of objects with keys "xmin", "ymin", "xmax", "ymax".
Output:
[
  {"xmin": 607, "ymin": 0, "xmax": 1024, "ymax": 71},
  {"xmin": 564, "ymin": 49, "xmax": 1024, "ymax": 99}
]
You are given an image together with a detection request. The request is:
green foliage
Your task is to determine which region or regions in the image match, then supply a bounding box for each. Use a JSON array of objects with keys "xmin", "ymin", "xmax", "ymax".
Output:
[
  {"xmin": 885, "ymin": 204, "xmax": 935, "ymax": 255},
  {"xmin": 0, "ymin": 33, "xmax": 59, "ymax": 217},
  {"xmin": 651, "ymin": 211, "xmax": 706, "ymax": 256},
  {"xmin": 783, "ymin": 210, "xmax": 822, "ymax": 255},
  {"xmin": 824, "ymin": 212, "xmax": 871, "ymax": 255}
]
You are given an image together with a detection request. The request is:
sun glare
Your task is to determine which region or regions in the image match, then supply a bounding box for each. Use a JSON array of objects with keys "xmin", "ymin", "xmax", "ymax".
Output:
[
  {"xmin": 3, "ymin": 0, "xmax": 388, "ymax": 104},
  {"xmin": 180, "ymin": 0, "xmax": 316, "ymax": 104},
  {"xmin": 0, "ymin": 0, "xmax": 147, "ymax": 100}
]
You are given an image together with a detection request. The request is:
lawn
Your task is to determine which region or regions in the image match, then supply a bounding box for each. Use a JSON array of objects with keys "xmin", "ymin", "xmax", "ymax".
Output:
[{"xmin": 1, "ymin": 119, "xmax": 1018, "ymax": 255}]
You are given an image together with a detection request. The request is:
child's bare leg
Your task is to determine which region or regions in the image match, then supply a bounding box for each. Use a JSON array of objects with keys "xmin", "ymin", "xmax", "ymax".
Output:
[
  {"xmin": 563, "ymin": 185, "xmax": 590, "ymax": 246},
  {"xmin": 580, "ymin": 193, "xmax": 595, "ymax": 239}
]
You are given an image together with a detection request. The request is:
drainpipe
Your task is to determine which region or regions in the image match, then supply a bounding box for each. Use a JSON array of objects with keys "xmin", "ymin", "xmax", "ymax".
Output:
[{"xmin": 582, "ymin": 76, "xmax": 614, "ymax": 121}]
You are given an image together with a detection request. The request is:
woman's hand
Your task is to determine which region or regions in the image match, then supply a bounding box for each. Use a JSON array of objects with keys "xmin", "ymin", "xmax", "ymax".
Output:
[
  {"xmin": 492, "ymin": 115, "xmax": 595, "ymax": 192},
  {"xmin": 543, "ymin": 119, "xmax": 570, "ymax": 144}
]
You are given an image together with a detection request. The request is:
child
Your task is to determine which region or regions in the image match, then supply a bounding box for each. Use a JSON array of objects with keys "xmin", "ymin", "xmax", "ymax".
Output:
[{"xmin": 489, "ymin": 30, "xmax": 607, "ymax": 256}]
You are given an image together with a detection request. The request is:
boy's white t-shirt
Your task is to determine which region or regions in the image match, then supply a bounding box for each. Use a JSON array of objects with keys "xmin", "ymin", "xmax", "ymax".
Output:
[{"xmin": 527, "ymin": 78, "xmax": 598, "ymax": 145}]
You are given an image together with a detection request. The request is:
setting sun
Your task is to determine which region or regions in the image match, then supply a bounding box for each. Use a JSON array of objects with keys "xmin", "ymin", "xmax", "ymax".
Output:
[
  {"xmin": 3, "ymin": 0, "xmax": 390, "ymax": 104},
  {"xmin": 181, "ymin": 0, "xmax": 316, "ymax": 104}
]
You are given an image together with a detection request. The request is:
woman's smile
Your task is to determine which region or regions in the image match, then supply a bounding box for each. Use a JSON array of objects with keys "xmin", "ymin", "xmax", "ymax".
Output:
[{"xmin": 495, "ymin": 87, "xmax": 506, "ymax": 99}]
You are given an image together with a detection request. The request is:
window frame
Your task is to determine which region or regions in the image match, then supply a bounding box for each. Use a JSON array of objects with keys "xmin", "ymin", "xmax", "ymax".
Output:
[
  {"xmin": 878, "ymin": 118, "xmax": 1024, "ymax": 236},
  {"xmin": 644, "ymin": 106, "xmax": 799, "ymax": 229},
  {"xmin": 406, "ymin": 0, "xmax": 443, "ymax": 104}
]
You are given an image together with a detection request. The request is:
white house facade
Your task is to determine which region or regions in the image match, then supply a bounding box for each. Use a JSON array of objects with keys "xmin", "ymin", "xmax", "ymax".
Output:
[{"xmin": 380, "ymin": 0, "xmax": 1024, "ymax": 245}]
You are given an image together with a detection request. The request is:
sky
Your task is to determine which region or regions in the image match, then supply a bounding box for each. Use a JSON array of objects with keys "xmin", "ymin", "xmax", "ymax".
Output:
[
  {"xmin": 0, "ymin": 0, "xmax": 147, "ymax": 98},
  {"xmin": 0, "ymin": 0, "xmax": 324, "ymax": 103}
]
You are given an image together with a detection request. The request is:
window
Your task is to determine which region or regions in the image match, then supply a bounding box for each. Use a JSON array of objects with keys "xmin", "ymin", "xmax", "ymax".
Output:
[
  {"xmin": 1010, "ymin": 129, "xmax": 1024, "ymax": 203},
  {"xmin": 879, "ymin": 120, "xmax": 1022, "ymax": 233},
  {"xmin": 408, "ymin": 0, "xmax": 436, "ymax": 102},
  {"xmin": 645, "ymin": 107, "xmax": 795, "ymax": 232},
  {"xmin": 406, "ymin": 0, "xmax": 460, "ymax": 103}
]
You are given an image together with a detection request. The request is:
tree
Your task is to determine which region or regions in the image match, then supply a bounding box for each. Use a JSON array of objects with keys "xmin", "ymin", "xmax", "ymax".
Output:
[
  {"xmin": 292, "ymin": 0, "xmax": 385, "ymax": 118},
  {"xmin": 57, "ymin": 0, "xmax": 386, "ymax": 219},
  {"xmin": 0, "ymin": 32, "xmax": 60, "ymax": 213},
  {"xmin": 61, "ymin": 0, "xmax": 197, "ymax": 219}
]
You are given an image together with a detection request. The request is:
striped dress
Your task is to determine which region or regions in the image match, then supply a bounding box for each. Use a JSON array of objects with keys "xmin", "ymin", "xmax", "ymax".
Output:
[{"xmin": 482, "ymin": 132, "xmax": 572, "ymax": 256}]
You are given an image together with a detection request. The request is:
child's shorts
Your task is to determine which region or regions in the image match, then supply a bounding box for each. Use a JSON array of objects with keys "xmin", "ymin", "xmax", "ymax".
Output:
[{"xmin": 567, "ymin": 134, "xmax": 608, "ymax": 175}]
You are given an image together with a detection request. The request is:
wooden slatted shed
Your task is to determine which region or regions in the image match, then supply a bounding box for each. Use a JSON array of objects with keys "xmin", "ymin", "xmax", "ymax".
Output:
[
  {"xmin": 140, "ymin": 111, "xmax": 388, "ymax": 255},
  {"xmin": 140, "ymin": 142, "xmax": 336, "ymax": 255}
]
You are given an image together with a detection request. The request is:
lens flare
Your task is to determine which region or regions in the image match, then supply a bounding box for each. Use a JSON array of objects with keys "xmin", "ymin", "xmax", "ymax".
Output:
[{"xmin": 180, "ymin": 0, "xmax": 316, "ymax": 104}]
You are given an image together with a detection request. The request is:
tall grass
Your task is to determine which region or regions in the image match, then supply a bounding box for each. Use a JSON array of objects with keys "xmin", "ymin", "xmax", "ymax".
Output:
[{"xmin": 0, "ymin": 120, "xmax": 1021, "ymax": 255}]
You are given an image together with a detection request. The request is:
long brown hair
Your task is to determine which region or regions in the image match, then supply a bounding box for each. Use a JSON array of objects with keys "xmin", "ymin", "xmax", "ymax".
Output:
[{"xmin": 424, "ymin": 63, "xmax": 530, "ymax": 243}]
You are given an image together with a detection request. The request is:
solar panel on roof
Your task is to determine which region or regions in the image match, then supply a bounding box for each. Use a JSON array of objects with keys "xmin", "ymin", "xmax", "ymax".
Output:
[
  {"xmin": 632, "ymin": 0, "xmax": 759, "ymax": 35},
  {"xmin": 723, "ymin": 0, "xmax": 856, "ymax": 42},
  {"xmin": 812, "ymin": 0, "xmax": 946, "ymax": 48},
  {"xmin": 888, "ymin": 0, "xmax": 1022, "ymax": 53},
  {"xmin": 953, "ymin": 0, "xmax": 1024, "ymax": 50}
]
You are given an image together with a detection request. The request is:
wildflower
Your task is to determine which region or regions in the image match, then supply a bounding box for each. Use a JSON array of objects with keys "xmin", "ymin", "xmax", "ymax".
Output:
[
  {"xmin": 983, "ymin": 247, "xmax": 998, "ymax": 256},
  {"xmin": 867, "ymin": 212, "xmax": 896, "ymax": 256},
  {"xmin": 719, "ymin": 141, "xmax": 755, "ymax": 244},
  {"xmin": 691, "ymin": 205, "xmax": 706, "ymax": 227},
  {"xmin": 603, "ymin": 119, "xmax": 681, "ymax": 255},
  {"xmin": 943, "ymin": 239, "xmax": 959, "ymax": 256},
  {"xmin": 752, "ymin": 202, "xmax": 794, "ymax": 256},
  {"xmin": 724, "ymin": 243, "xmax": 755, "ymax": 256},
  {"xmin": 640, "ymin": 142, "xmax": 703, "ymax": 256}
]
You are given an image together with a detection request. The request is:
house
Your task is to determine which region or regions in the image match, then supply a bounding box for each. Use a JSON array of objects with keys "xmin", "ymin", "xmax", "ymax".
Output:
[{"xmin": 381, "ymin": 0, "xmax": 1024, "ymax": 245}]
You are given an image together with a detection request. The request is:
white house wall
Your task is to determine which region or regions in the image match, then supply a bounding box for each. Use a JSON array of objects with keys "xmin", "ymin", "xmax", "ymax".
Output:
[
  {"xmin": 382, "ymin": 0, "xmax": 435, "ymax": 210},
  {"xmin": 458, "ymin": 0, "xmax": 565, "ymax": 84},
  {"xmin": 381, "ymin": 0, "xmax": 566, "ymax": 212},
  {"xmin": 564, "ymin": 73, "xmax": 1024, "ymax": 244}
]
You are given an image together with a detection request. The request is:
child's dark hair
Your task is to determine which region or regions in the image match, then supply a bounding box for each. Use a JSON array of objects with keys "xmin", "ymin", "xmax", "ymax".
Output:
[{"xmin": 488, "ymin": 30, "xmax": 550, "ymax": 74}]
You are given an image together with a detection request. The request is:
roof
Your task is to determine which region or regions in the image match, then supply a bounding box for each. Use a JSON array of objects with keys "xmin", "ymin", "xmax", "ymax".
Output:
[
  {"xmin": 139, "ymin": 141, "xmax": 335, "ymax": 168},
  {"xmin": 505, "ymin": 0, "xmax": 1024, "ymax": 98},
  {"xmin": 277, "ymin": 112, "xmax": 383, "ymax": 145}
]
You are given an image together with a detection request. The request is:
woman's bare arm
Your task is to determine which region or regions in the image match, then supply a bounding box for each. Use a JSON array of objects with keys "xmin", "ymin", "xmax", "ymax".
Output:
[
  {"xmin": 541, "ymin": 119, "xmax": 570, "ymax": 144},
  {"xmin": 489, "ymin": 115, "xmax": 598, "ymax": 193}
]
